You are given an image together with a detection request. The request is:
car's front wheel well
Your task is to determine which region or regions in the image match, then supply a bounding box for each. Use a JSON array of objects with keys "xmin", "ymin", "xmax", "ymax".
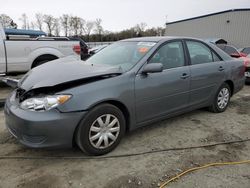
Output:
[
  {"xmin": 72, "ymin": 100, "xmax": 130, "ymax": 148},
  {"xmin": 104, "ymin": 100, "xmax": 130, "ymax": 131}
]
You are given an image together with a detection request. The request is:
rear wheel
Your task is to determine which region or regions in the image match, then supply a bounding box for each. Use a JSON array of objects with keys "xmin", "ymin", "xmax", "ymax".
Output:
[
  {"xmin": 76, "ymin": 104, "xmax": 126, "ymax": 155},
  {"xmin": 209, "ymin": 83, "xmax": 231, "ymax": 113},
  {"xmin": 34, "ymin": 60, "xmax": 50, "ymax": 67},
  {"xmin": 32, "ymin": 55, "xmax": 58, "ymax": 68}
]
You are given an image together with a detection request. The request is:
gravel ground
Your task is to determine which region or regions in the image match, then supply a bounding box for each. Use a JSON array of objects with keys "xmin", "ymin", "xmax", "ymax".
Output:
[{"xmin": 0, "ymin": 85, "xmax": 249, "ymax": 188}]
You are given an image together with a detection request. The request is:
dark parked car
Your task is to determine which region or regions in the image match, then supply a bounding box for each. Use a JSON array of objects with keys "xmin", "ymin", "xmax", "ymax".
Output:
[
  {"xmin": 217, "ymin": 44, "xmax": 247, "ymax": 58},
  {"xmin": 4, "ymin": 37, "xmax": 245, "ymax": 155},
  {"xmin": 68, "ymin": 36, "xmax": 90, "ymax": 60},
  {"xmin": 239, "ymin": 47, "xmax": 250, "ymax": 56},
  {"xmin": 217, "ymin": 45, "xmax": 250, "ymax": 84}
]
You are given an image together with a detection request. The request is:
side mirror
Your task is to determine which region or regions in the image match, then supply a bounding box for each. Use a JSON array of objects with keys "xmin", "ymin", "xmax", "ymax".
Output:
[
  {"xmin": 142, "ymin": 63, "xmax": 163, "ymax": 74},
  {"xmin": 230, "ymin": 53, "xmax": 241, "ymax": 58}
]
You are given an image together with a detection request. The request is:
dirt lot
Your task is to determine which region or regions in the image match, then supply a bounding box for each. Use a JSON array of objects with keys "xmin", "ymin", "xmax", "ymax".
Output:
[{"xmin": 0, "ymin": 85, "xmax": 250, "ymax": 188}]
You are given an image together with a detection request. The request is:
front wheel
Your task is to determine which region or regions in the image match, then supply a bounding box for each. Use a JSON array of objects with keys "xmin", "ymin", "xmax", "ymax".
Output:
[
  {"xmin": 76, "ymin": 104, "xmax": 126, "ymax": 155},
  {"xmin": 209, "ymin": 83, "xmax": 231, "ymax": 113}
]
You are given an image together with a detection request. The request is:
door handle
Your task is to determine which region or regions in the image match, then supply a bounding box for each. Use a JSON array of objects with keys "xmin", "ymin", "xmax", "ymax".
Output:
[
  {"xmin": 180, "ymin": 73, "xmax": 189, "ymax": 79},
  {"xmin": 218, "ymin": 66, "xmax": 224, "ymax": 71}
]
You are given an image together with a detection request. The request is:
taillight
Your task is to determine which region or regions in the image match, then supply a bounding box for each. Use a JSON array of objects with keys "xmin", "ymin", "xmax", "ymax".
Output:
[
  {"xmin": 244, "ymin": 60, "xmax": 250, "ymax": 68},
  {"xmin": 73, "ymin": 45, "xmax": 81, "ymax": 55}
]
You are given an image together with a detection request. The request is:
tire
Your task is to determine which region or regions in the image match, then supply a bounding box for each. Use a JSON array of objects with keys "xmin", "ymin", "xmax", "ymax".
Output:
[
  {"xmin": 209, "ymin": 83, "xmax": 231, "ymax": 113},
  {"xmin": 76, "ymin": 104, "xmax": 126, "ymax": 155},
  {"xmin": 34, "ymin": 60, "xmax": 50, "ymax": 67},
  {"xmin": 32, "ymin": 55, "xmax": 58, "ymax": 68}
]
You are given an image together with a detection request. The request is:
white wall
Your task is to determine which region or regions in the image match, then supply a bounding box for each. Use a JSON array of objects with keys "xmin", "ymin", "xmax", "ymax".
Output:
[{"xmin": 165, "ymin": 10, "xmax": 250, "ymax": 48}]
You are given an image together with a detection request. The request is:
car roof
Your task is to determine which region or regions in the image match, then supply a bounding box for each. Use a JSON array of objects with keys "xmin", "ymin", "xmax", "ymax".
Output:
[{"xmin": 121, "ymin": 36, "xmax": 203, "ymax": 43}]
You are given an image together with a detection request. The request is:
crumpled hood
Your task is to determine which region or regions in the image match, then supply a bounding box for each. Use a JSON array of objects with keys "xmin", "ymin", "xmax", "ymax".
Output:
[{"xmin": 18, "ymin": 57, "xmax": 122, "ymax": 91}]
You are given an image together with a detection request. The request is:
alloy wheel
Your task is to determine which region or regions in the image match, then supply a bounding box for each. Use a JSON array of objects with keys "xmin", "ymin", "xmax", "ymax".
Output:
[
  {"xmin": 89, "ymin": 114, "xmax": 120, "ymax": 149},
  {"xmin": 217, "ymin": 88, "xmax": 230, "ymax": 109}
]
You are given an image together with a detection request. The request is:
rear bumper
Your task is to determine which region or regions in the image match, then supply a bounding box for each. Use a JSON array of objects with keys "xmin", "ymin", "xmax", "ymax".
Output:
[{"xmin": 4, "ymin": 92, "xmax": 86, "ymax": 148}]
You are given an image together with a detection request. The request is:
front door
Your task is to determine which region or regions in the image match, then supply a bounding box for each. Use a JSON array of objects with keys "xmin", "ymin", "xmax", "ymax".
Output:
[{"xmin": 135, "ymin": 41, "xmax": 190, "ymax": 123}]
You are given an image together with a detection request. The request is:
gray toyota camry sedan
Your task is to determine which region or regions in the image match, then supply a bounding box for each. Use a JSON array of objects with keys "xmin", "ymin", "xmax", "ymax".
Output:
[{"xmin": 4, "ymin": 37, "xmax": 245, "ymax": 155}]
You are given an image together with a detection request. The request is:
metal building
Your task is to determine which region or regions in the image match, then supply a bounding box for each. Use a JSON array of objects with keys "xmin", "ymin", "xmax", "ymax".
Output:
[{"xmin": 165, "ymin": 9, "xmax": 250, "ymax": 48}]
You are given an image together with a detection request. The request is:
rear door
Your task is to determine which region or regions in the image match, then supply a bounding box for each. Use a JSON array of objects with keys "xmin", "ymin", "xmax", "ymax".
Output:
[
  {"xmin": 185, "ymin": 40, "xmax": 226, "ymax": 107},
  {"xmin": 135, "ymin": 40, "xmax": 190, "ymax": 123}
]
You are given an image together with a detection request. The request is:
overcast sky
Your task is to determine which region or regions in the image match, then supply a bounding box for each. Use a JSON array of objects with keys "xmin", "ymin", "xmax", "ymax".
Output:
[{"xmin": 1, "ymin": 0, "xmax": 250, "ymax": 31}]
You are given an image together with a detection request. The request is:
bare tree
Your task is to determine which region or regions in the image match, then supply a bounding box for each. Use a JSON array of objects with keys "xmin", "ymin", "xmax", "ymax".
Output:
[
  {"xmin": 60, "ymin": 14, "xmax": 70, "ymax": 36},
  {"xmin": 79, "ymin": 18, "xmax": 86, "ymax": 35},
  {"xmin": 68, "ymin": 16, "xmax": 86, "ymax": 36},
  {"xmin": 155, "ymin": 27, "xmax": 165, "ymax": 36},
  {"xmin": 35, "ymin": 13, "xmax": 44, "ymax": 30},
  {"xmin": 19, "ymin": 13, "xmax": 29, "ymax": 29},
  {"xmin": 134, "ymin": 22, "xmax": 147, "ymax": 36},
  {"xmin": 53, "ymin": 18, "xmax": 60, "ymax": 36},
  {"xmin": 94, "ymin": 18, "xmax": 103, "ymax": 41},
  {"xmin": 69, "ymin": 16, "xmax": 79, "ymax": 36},
  {"xmin": 0, "ymin": 14, "xmax": 17, "ymax": 28},
  {"xmin": 134, "ymin": 22, "xmax": 147, "ymax": 32},
  {"xmin": 43, "ymin": 14, "xmax": 55, "ymax": 36},
  {"xmin": 30, "ymin": 21, "xmax": 36, "ymax": 30},
  {"xmin": 85, "ymin": 21, "xmax": 94, "ymax": 41}
]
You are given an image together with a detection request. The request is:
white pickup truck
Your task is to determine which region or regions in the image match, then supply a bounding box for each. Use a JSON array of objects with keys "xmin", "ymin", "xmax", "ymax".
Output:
[{"xmin": 0, "ymin": 24, "xmax": 80, "ymax": 76}]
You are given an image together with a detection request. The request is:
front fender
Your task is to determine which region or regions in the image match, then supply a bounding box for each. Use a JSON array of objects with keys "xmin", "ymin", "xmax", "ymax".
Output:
[{"xmin": 56, "ymin": 73, "xmax": 136, "ymax": 129}]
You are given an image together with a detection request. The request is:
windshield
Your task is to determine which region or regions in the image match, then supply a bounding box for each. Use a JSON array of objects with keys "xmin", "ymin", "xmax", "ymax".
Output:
[{"xmin": 86, "ymin": 41, "xmax": 156, "ymax": 71}]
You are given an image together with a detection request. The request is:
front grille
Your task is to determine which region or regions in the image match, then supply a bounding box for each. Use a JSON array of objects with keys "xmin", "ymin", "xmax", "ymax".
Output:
[{"xmin": 22, "ymin": 134, "xmax": 46, "ymax": 144}]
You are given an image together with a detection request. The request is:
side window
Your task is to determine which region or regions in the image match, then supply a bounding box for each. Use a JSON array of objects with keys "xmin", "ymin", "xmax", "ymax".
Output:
[
  {"xmin": 148, "ymin": 41, "xmax": 185, "ymax": 69},
  {"xmin": 212, "ymin": 52, "xmax": 221, "ymax": 62},
  {"xmin": 186, "ymin": 41, "xmax": 213, "ymax": 65},
  {"xmin": 242, "ymin": 48, "xmax": 250, "ymax": 54},
  {"xmin": 224, "ymin": 46, "xmax": 238, "ymax": 55}
]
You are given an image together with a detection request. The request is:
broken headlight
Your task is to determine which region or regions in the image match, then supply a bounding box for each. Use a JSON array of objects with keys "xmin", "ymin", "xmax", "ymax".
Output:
[{"xmin": 20, "ymin": 95, "xmax": 72, "ymax": 111}]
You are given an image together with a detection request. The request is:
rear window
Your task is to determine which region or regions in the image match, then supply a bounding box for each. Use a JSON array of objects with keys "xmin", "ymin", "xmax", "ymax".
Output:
[
  {"xmin": 209, "ymin": 43, "xmax": 231, "ymax": 61},
  {"xmin": 224, "ymin": 46, "xmax": 238, "ymax": 55},
  {"xmin": 242, "ymin": 48, "xmax": 250, "ymax": 54}
]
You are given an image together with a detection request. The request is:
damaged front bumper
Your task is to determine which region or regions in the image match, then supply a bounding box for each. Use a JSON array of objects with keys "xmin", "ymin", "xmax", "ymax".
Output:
[{"xmin": 4, "ymin": 91, "xmax": 86, "ymax": 148}]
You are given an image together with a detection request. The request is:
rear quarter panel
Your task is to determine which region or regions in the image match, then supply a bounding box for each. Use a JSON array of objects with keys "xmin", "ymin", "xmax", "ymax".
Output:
[{"xmin": 224, "ymin": 59, "xmax": 245, "ymax": 94}]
